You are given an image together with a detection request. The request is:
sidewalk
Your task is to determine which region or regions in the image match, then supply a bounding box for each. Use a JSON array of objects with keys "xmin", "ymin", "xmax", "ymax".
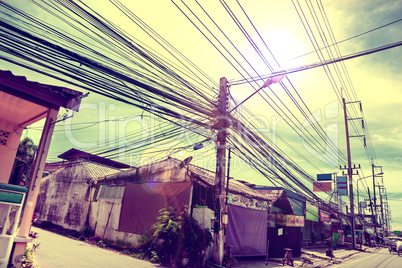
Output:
[
  {"xmin": 29, "ymin": 227, "xmax": 160, "ymax": 268},
  {"xmin": 232, "ymin": 243, "xmax": 380, "ymax": 268}
]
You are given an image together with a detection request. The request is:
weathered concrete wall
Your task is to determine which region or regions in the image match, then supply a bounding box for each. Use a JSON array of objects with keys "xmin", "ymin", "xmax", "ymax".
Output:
[
  {"xmin": 89, "ymin": 197, "xmax": 139, "ymax": 245},
  {"xmin": 35, "ymin": 162, "xmax": 91, "ymax": 231},
  {"xmin": 34, "ymin": 158, "xmax": 193, "ymax": 246}
]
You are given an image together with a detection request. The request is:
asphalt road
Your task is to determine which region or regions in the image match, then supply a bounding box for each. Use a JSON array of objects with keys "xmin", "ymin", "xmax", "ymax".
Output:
[
  {"xmin": 336, "ymin": 248, "xmax": 402, "ymax": 268},
  {"xmin": 30, "ymin": 227, "xmax": 160, "ymax": 268}
]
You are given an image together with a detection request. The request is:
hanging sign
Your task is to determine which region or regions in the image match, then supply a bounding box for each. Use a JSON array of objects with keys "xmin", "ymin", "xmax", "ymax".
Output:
[
  {"xmin": 319, "ymin": 210, "xmax": 331, "ymax": 223},
  {"xmin": 337, "ymin": 176, "xmax": 348, "ymax": 195},
  {"xmin": 313, "ymin": 182, "xmax": 332, "ymax": 192},
  {"xmin": 317, "ymin": 173, "xmax": 332, "ymax": 181}
]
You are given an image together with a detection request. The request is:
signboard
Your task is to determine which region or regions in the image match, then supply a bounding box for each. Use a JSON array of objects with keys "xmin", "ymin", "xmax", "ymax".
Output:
[
  {"xmin": 337, "ymin": 176, "xmax": 348, "ymax": 195},
  {"xmin": 278, "ymin": 228, "xmax": 283, "ymax": 236},
  {"xmin": 306, "ymin": 202, "xmax": 319, "ymax": 222},
  {"xmin": 360, "ymin": 201, "xmax": 367, "ymax": 208},
  {"xmin": 313, "ymin": 182, "xmax": 332, "ymax": 192},
  {"xmin": 319, "ymin": 210, "xmax": 331, "ymax": 223},
  {"xmin": 276, "ymin": 214, "xmax": 305, "ymax": 227},
  {"xmin": 317, "ymin": 173, "xmax": 332, "ymax": 181}
]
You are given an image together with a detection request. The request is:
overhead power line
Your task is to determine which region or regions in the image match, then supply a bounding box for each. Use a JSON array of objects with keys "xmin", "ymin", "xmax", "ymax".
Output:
[{"xmin": 230, "ymin": 40, "xmax": 402, "ymax": 86}]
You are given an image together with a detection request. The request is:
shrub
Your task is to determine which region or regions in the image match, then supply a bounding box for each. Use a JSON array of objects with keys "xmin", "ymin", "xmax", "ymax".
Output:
[{"xmin": 138, "ymin": 206, "xmax": 212, "ymax": 267}]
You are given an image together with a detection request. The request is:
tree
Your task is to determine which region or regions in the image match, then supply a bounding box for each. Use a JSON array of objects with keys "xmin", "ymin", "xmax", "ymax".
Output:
[{"xmin": 10, "ymin": 137, "xmax": 38, "ymax": 186}]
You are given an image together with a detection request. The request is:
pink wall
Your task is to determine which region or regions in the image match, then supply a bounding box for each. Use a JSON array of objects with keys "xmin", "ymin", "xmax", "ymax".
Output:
[{"xmin": 0, "ymin": 119, "xmax": 23, "ymax": 183}]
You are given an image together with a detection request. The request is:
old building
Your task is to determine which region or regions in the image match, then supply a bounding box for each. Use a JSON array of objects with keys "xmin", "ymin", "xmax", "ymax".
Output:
[{"xmin": 35, "ymin": 156, "xmax": 300, "ymax": 259}]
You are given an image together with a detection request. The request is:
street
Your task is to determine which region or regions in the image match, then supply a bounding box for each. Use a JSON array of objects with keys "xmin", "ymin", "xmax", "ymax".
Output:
[
  {"xmin": 30, "ymin": 227, "xmax": 159, "ymax": 268},
  {"xmin": 336, "ymin": 248, "xmax": 402, "ymax": 268}
]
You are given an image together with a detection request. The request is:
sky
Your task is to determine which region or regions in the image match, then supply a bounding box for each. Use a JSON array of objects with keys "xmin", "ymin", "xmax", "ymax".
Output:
[{"xmin": 1, "ymin": 1, "xmax": 401, "ymax": 231}]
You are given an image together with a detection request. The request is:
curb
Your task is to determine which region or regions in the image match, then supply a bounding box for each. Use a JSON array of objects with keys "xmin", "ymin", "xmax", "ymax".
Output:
[{"xmin": 299, "ymin": 247, "xmax": 383, "ymax": 268}]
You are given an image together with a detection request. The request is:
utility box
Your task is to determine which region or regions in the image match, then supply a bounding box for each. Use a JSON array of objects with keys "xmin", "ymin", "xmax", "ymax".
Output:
[{"xmin": 0, "ymin": 183, "xmax": 28, "ymax": 268}]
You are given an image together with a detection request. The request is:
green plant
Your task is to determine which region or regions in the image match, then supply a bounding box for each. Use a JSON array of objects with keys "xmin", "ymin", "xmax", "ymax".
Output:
[
  {"xmin": 21, "ymin": 243, "xmax": 40, "ymax": 268},
  {"xmin": 96, "ymin": 240, "xmax": 106, "ymax": 248},
  {"xmin": 80, "ymin": 225, "xmax": 94, "ymax": 238},
  {"xmin": 140, "ymin": 206, "xmax": 212, "ymax": 267}
]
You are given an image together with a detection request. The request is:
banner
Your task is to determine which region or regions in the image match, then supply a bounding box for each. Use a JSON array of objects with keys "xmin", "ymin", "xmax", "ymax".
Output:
[
  {"xmin": 228, "ymin": 193, "xmax": 268, "ymax": 210},
  {"xmin": 317, "ymin": 173, "xmax": 332, "ymax": 181},
  {"xmin": 313, "ymin": 182, "xmax": 332, "ymax": 192},
  {"xmin": 337, "ymin": 176, "xmax": 348, "ymax": 195},
  {"xmin": 306, "ymin": 202, "xmax": 319, "ymax": 222},
  {"xmin": 276, "ymin": 214, "xmax": 305, "ymax": 227}
]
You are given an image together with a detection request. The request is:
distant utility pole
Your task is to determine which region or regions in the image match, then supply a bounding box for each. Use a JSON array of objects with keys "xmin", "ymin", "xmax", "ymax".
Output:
[
  {"xmin": 372, "ymin": 164, "xmax": 377, "ymax": 232},
  {"xmin": 213, "ymin": 77, "xmax": 228, "ymax": 266},
  {"xmin": 378, "ymin": 186, "xmax": 385, "ymax": 228},
  {"xmin": 368, "ymin": 187, "xmax": 375, "ymax": 231},
  {"xmin": 372, "ymin": 164, "xmax": 382, "ymax": 236}
]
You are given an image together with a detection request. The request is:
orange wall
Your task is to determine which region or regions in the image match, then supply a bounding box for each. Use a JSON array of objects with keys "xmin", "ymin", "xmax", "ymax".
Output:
[{"xmin": 0, "ymin": 119, "xmax": 23, "ymax": 183}]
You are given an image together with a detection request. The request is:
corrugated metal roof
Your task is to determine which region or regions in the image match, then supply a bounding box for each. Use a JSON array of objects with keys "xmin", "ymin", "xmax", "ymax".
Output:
[
  {"xmin": 99, "ymin": 157, "xmax": 285, "ymax": 203},
  {"xmin": 59, "ymin": 148, "xmax": 132, "ymax": 168},
  {"xmin": 78, "ymin": 159, "xmax": 122, "ymax": 181},
  {"xmin": 228, "ymin": 179, "xmax": 275, "ymax": 202},
  {"xmin": 187, "ymin": 160, "xmax": 276, "ymax": 202}
]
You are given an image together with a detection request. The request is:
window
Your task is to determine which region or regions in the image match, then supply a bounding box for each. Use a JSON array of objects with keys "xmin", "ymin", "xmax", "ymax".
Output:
[{"xmin": 96, "ymin": 185, "xmax": 125, "ymax": 201}]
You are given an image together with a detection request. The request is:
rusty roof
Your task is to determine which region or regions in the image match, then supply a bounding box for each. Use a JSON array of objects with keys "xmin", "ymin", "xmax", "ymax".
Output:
[
  {"xmin": 78, "ymin": 159, "xmax": 123, "ymax": 181},
  {"xmin": 58, "ymin": 148, "xmax": 132, "ymax": 169},
  {"xmin": 43, "ymin": 159, "xmax": 122, "ymax": 182}
]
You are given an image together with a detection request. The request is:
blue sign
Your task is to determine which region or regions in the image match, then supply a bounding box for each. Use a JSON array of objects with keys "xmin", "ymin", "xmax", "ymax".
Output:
[
  {"xmin": 337, "ymin": 176, "xmax": 348, "ymax": 195},
  {"xmin": 317, "ymin": 173, "xmax": 332, "ymax": 181}
]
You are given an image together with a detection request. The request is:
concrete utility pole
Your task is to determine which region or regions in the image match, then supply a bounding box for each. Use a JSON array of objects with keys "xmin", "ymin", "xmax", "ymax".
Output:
[
  {"xmin": 213, "ymin": 77, "xmax": 228, "ymax": 265},
  {"xmin": 367, "ymin": 187, "xmax": 376, "ymax": 236},
  {"xmin": 378, "ymin": 186, "xmax": 385, "ymax": 228},
  {"xmin": 372, "ymin": 164, "xmax": 378, "ymax": 237},
  {"xmin": 342, "ymin": 97, "xmax": 356, "ymax": 249}
]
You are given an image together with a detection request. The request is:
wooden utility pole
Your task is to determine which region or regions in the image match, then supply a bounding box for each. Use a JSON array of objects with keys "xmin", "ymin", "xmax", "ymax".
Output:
[
  {"xmin": 213, "ymin": 77, "xmax": 228, "ymax": 265},
  {"xmin": 342, "ymin": 97, "xmax": 356, "ymax": 249}
]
